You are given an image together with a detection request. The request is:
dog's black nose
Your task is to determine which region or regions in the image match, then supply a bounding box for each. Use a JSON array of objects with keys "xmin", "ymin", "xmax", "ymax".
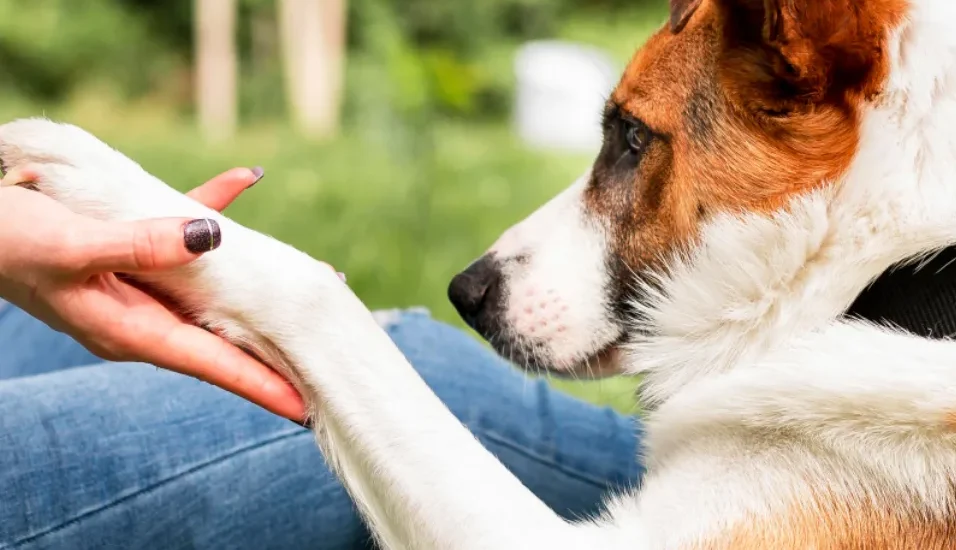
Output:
[{"xmin": 448, "ymin": 255, "xmax": 502, "ymax": 330}]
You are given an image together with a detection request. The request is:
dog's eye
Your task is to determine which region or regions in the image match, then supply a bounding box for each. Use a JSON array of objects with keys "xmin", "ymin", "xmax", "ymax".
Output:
[{"xmin": 625, "ymin": 120, "xmax": 652, "ymax": 154}]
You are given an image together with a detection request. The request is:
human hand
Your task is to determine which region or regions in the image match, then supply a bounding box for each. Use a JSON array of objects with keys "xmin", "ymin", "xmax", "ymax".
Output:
[{"xmin": 0, "ymin": 166, "xmax": 307, "ymax": 422}]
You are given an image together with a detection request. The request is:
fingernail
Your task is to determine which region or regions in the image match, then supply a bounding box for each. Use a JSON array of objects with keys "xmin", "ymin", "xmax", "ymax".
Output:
[
  {"xmin": 337, "ymin": 272, "xmax": 347, "ymax": 283},
  {"xmin": 250, "ymin": 166, "xmax": 265, "ymax": 187},
  {"xmin": 183, "ymin": 218, "xmax": 222, "ymax": 254}
]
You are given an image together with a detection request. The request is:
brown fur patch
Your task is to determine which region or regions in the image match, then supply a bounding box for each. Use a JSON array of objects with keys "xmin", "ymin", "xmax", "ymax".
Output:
[
  {"xmin": 583, "ymin": 0, "xmax": 907, "ymax": 305},
  {"xmin": 947, "ymin": 412, "xmax": 956, "ymax": 430},
  {"xmin": 687, "ymin": 487, "xmax": 956, "ymax": 549}
]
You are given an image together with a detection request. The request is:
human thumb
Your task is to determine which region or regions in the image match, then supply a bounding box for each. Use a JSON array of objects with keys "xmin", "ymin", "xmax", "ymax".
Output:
[{"xmin": 79, "ymin": 217, "xmax": 222, "ymax": 274}]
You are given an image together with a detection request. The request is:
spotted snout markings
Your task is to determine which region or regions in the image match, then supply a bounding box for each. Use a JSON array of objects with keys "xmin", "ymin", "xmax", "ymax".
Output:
[{"xmin": 514, "ymin": 287, "xmax": 569, "ymax": 337}]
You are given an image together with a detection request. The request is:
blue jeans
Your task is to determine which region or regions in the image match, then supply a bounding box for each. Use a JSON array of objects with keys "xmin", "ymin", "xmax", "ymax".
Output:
[{"xmin": 0, "ymin": 302, "xmax": 642, "ymax": 549}]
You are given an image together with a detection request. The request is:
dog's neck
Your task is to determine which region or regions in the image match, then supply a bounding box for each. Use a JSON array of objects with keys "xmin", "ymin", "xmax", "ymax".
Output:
[{"xmin": 626, "ymin": 0, "xmax": 956, "ymax": 409}]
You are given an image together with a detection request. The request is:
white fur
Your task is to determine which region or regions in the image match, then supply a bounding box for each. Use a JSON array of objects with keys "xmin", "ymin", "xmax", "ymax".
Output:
[
  {"xmin": 487, "ymin": 172, "xmax": 623, "ymax": 372},
  {"xmin": 3, "ymin": 0, "xmax": 956, "ymax": 547}
]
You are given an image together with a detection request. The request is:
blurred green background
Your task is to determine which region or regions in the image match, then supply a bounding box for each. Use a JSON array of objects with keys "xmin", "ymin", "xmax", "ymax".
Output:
[{"xmin": 0, "ymin": 0, "xmax": 669, "ymax": 413}]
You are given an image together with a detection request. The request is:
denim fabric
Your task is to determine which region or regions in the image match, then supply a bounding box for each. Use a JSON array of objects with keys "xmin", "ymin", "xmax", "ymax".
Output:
[{"xmin": 0, "ymin": 302, "xmax": 642, "ymax": 549}]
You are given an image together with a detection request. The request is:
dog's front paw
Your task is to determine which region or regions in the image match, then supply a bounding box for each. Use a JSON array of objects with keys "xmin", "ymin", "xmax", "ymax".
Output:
[
  {"xmin": 0, "ymin": 118, "xmax": 86, "ymax": 173},
  {"xmin": 0, "ymin": 118, "xmax": 366, "ymax": 402},
  {"xmin": 0, "ymin": 117, "xmax": 207, "ymax": 223}
]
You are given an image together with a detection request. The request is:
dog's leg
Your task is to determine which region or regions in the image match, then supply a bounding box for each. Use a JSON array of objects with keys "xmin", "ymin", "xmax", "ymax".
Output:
[
  {"xmin": 647, "ymin": 319, "xmax": 956, "ymax": 482},
  {"xmin": 0, "ymin": 119, "xmax": 638, "ymax": 550}
]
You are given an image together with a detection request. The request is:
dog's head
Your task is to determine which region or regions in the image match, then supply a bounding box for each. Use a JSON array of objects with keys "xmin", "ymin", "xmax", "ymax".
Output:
[{"xmin": 449, "ymin": 0, "xmax": 906, "ymax": 376}]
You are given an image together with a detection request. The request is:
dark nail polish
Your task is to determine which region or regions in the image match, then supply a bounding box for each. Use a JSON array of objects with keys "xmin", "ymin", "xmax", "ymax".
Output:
[
  {"xmin": 250, "ymin": 166, "xmax": 265, "ymax": 187},
  {"xmin": 183, "ymin": 218, "xmax": 222, "ymax": 254}
]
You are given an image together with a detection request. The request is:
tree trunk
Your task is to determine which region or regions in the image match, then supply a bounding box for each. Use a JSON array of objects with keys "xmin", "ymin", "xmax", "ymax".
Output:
[
  {"xmin": 195, "ymin": 0, "xmax": 237, "ymax": 141},
  {"xmin": 278, "ymin": 0, "xmax": 347, "ymax": 139}
]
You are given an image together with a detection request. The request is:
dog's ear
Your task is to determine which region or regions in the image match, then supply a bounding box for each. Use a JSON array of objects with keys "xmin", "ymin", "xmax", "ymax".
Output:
[
  {"xmin": 670, "ymin": 0, "xmax": 704, "ymax": 33},
  {"xmin": 717, "ymin": 0, "xmax": 902, "ymax": 110}
]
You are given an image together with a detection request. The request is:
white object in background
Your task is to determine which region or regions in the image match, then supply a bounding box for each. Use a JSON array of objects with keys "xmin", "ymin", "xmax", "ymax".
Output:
[{"xmin": 514, "ymin": 41, "xmax": 618, "ymax": 153}]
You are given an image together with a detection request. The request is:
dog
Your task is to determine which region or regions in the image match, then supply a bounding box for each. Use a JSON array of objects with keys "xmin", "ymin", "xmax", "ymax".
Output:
[{"xmin": 2, "ymin": 0, "xmax": 956, "ymax": 546}]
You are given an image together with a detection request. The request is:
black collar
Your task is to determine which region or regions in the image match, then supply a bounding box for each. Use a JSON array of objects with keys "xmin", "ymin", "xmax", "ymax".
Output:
[{"xmin": 846, "ymin": 246, "xmax": 956, "ymax": 339}]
